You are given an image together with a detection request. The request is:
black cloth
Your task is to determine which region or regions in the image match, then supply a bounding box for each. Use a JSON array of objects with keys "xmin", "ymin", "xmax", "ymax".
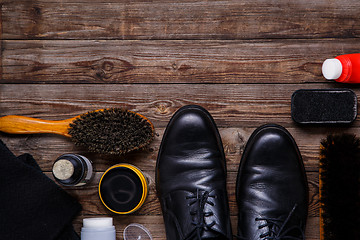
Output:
[{"xmin": 0, "ymin": 139, "xmax": 81, "ymax": 240}]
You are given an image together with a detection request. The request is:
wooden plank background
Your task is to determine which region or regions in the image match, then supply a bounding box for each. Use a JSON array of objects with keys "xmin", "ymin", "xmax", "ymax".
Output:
[{"xmin": 1, "ymin": 0, "xmax": 360, "ymax": 239}]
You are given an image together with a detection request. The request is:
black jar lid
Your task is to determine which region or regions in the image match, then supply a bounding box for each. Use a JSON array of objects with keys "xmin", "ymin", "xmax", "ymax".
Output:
[{"xmin": 99, "ymin": 165, "xmax": 146, "ymax": 214}]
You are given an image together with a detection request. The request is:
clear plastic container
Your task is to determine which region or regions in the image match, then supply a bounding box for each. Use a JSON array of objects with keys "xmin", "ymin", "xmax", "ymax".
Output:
[{"xmin": 123, "ymin": 223, "xmax": 153, "ymax": 240}]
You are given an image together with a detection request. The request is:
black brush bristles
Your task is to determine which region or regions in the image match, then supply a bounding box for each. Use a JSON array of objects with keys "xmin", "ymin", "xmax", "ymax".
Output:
[
  {"xmin": 320, "ymin": 134, "xmax": 360, "ymax": 240},
  {"xmin": 68, "ymin": 108, "xmax": 154, "ymax": 155}
]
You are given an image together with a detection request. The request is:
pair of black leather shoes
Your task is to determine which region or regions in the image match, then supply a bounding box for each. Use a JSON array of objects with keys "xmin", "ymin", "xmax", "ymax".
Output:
[{"xmin": 156, "ymin": 105, "xmax": 308, "ymax": 240}]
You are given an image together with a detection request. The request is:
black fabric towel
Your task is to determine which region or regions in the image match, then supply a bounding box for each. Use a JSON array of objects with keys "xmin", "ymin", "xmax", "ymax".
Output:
[{"xmin": 0, "ymin": 139, "xmax": 81, "ymax": 240}]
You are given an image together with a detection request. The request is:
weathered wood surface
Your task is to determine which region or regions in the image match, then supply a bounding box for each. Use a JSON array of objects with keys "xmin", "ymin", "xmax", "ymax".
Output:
[
  {"xmin": 2, "ymin": 0, "xmax": 359, "ymax": 239},
  {"xmin": 1, "ymin": 83, "xmax": 360, "ymax": 174},
  {"xmin": 0, "ymin": 126, "xmax": 347, "ymax": 173},
  {"xmin": 2, "ymin": 39, "xmax": 360, "ymax": 83},
  {"xmin": 1, "ymin": 0, "xmax": 359, "ymax": 40},
  {"xmin": 1, "ymin": 83, "xmax": 360, "ymax": 128}
]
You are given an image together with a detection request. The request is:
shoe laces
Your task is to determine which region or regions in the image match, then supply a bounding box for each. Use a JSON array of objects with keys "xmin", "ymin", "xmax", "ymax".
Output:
[
  {"xmin": 183, "ymin": 189, "xmax": 216, "ymax": 240},
  {"xmin": 236, "ymin": 204, "xmax": 305, "ymax": 240}
]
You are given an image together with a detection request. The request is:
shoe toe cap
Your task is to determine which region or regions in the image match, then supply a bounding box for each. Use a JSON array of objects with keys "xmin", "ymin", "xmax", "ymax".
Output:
[{"xmin": 236, "ymin": 125, "xmax": 308, "ymax": 238}]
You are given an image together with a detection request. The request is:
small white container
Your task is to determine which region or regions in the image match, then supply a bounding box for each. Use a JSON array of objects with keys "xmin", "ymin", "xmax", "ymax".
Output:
[{"xmin": 81, "ymin": 217, "xmax": 116, "ymax": 240}]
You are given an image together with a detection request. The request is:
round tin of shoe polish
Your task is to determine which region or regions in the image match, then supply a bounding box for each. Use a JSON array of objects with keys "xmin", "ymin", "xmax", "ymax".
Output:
[
  {"xmin": 52, "ymin": 154, "xmax": 94, "ymax": 187},
  {"xmin": 99, "ymin": 164, "xmax": 148, "ymax": 214}
]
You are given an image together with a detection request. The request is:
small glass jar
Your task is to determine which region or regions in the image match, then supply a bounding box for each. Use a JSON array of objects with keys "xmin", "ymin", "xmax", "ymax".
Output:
[{"xmin": 52, "ymin": 154, "xmax": 94, "ymax": 187}]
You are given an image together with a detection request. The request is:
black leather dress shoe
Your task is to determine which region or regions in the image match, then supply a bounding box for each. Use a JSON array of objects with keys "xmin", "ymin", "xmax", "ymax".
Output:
[
  {"xmin": 236, "ymin": 124, "xmax": 308, "ymax": 240},
  {"xmin": 156, "ymin": 105, "xmax": 232, "ymax": 240}
]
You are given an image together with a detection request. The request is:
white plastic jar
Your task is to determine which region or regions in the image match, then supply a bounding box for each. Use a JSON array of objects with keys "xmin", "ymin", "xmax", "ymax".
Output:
[{"xmin": 81, "ymin": 217, "xmax": 116, "ymax": 240}]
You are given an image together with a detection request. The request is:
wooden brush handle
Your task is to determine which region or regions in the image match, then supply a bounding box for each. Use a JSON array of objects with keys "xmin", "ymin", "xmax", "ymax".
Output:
[{"xmin": 0, "ymin": 115, "xmax": 74, "ymax": 137}]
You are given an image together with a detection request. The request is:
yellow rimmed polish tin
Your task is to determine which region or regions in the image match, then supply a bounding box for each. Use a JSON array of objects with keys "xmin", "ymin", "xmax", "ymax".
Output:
[{"xmin": 99, "ymin": 164, "xmax": 148, "ymax": 214}]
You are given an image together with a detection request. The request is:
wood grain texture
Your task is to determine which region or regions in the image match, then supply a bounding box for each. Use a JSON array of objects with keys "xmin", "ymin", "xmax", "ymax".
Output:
[
  {"xmin": 1, "ymin": 0, "xmax": 359, "ymax": 40},
  {"xmin": 1, "ymin": 83, "xmax": 359, "ymax": 171},
  {"xmin": 1, "ymin": 0, "xmax": 357, "ymax": 239},
  {"xmin": 1, "ymin": 83, "xmax": 359, "ymax": 128},
  {"xmin": 2, "ymin": 125, "xmax": 358, "ymax": 173},
  {"xmin": 2, "ymin": 39, "xmax": 360, "ymax": 83},
  {"xmin": 0, "ymin": 2, "xmax": 2, "ymax": 78}
]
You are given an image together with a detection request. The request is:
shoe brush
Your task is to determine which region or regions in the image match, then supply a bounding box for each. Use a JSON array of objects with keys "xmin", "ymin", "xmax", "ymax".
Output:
[
  {"xmin": 0, "ymin": 108, "xmax": 154, "ymax": 155},
  {"xmin": 319, "ymin": 134, "xmax": 360, "ymax": 240}
]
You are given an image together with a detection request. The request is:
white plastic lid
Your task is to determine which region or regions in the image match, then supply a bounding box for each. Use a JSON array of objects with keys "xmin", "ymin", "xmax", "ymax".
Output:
[
  {"xmin": 83, "ymin": 217, "xmax": 113, "ymax": 228},
  {"xmin": 81, "ymin": 218, "xmax": 116, "ymax": 240},
  {"xmin": 322, "ymin": 58, "xmax": 342, "ymax": 80}
]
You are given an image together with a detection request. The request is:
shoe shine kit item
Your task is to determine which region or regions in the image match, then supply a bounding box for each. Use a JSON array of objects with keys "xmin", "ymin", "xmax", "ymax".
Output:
[
  {"xmin": 319, "ymin": 134, "xmax": 360, "ymax": 240},
  {"xmin": 99, "ymin": 164, "xmax": 148, "ymax": 214},
  {"xmin": 291, "ymin": 54, "xmax": 360, "ymax": 239},
  {"xmin": 322, "ymin": 53, "xmax": 360, "ymax": 83},
  {"xmin": 291, "ymin": 53, "xmax": 360, "ymax": 125},
  {"xmin": 291, "ymin": 89, "xmax": 357, "ymax": 124},
  {"xmin": 81, "ymin": 217, "xmax": 116, "ymax": 240},
  {"xmin": 52, "ymin": 154, "xmax": 94, "ymax": 187},
  {"xmin": 123, "ymin": 223, "xmax": 153, "ymax": 240},
  {"xmin": 0, "ymin": 108, "xmax": 154, "ymax": 155}
]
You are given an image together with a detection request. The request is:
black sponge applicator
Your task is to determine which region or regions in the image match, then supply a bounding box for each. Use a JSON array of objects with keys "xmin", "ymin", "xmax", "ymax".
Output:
[{"xmin": 291, "ymin": 89, "xmax": 357, "ymax": 124}]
